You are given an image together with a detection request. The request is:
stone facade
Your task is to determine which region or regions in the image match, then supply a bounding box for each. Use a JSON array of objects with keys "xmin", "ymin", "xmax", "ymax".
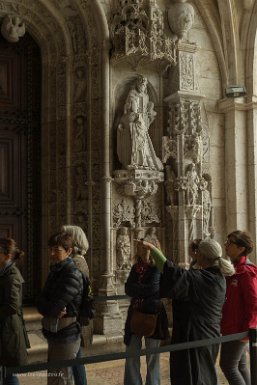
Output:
[{"xmin": 1, "ymin": 0, "xmax": 257, "ymax": 336}]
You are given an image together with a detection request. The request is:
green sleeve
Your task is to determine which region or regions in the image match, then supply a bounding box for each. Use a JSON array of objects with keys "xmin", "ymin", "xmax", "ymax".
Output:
[{"xmin": 150, "ymin": 247, "xmax": 167, "ymax": 272}]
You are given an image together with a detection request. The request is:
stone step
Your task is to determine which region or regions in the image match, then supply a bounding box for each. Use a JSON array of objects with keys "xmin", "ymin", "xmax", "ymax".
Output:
[{"xmin": 23, "ymin": 307, "xmax": 124, "ymax": 364}]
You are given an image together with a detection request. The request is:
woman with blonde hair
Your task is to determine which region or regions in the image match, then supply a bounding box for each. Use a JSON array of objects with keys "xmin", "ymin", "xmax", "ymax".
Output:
[
  {"xmin": 124, "ymin": 238, "xmax": 169, "ymax": 385},
  {"xmin": 136, "ymin": 238, "xmax": 235, "ymax": 385}
]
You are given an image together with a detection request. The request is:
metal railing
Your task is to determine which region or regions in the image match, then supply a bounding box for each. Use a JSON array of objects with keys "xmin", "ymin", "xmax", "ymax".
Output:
[{"xmin": 1, "ymin": 295, "xmax": 257, "ymax": 385}]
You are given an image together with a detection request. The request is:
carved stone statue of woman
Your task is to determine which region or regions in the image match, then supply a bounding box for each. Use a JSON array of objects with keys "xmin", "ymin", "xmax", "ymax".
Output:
[{"xmin": 117, "ymin": 76, "xmax": 163, "ymax": 171}]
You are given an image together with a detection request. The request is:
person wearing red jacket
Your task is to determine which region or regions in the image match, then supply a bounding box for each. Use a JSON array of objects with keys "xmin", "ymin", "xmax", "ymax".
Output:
[{"xmin": 220, "ymin": 230, "xmax": 257, "ymax": 385}]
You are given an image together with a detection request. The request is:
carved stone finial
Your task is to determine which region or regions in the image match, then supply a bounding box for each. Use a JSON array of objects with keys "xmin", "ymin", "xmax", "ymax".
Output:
[
  {"xmin": 1, "ymin": 14, "xmax": 25, "ymax": 43},
  {"xmin": 168, "ymin": 1, "xmax": 194, "ymax": 40},
  {"xmin": 111, "ymin": 0, "xmax": 176, "ymax": 66}
]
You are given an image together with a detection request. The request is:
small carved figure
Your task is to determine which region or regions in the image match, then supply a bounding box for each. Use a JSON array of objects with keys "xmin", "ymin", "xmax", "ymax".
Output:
[
  {"xmin": 74, "ymin": 116, "xmax": 86, "ymax": 152},
  {"xmin": 200, "ymin": 177, "xmax": 212, "ymax": 237},
  {"xmin": 75, "ymin": 164, "xmax": 87, "ymax": 200},
  {"xmin": 185, "ymin": 162, "xmax": 199, "ymax": 205},
  {"xmin": 74, "ymin": 67, "xmax": 86, "ymax": 101},
  {"xmin": 1, "ymin": 15, "xmax": 25, "ymax": 43},
  {"xmin": 165, "ymin": 165, "xmax": 176, "ymax": 205},
  {"xmin": 116, "ymin": 227, "xmax": 131, "ymax": 270},
  {"xmin": 144, "ymin": 227, "xmax": 161, "ymax": 249},
  {"xmin": 117, "ymin": 76, "xmax": 163, "ymax": 171}
]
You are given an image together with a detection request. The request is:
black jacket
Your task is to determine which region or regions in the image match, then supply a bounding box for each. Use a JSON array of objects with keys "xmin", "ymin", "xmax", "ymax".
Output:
[
  {"xmin": 162, "ymin": 260, "xmax": 226, "ymax": 385},
  {"xmin": 124, "ymin": 262, "xmax": 169, "ymax": 345},
  {"xmin": 37, "ymin": 257, "xmax": 83, "ymax": 340}
]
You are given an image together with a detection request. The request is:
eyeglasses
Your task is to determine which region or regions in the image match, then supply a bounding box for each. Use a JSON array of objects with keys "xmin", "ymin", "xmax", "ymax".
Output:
[
  {"xmin": 48, "ymin": 247, "xmax": 65, "ymax": 253},
  {"xmin": 224, "ymin": 239, "xmax": 237, "ymax": 246}
]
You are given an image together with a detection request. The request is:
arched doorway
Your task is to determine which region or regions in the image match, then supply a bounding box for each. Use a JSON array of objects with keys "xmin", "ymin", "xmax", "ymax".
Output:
[{"xmin": 0, "ymin": 32, "xmax": 41, "ymax": 301}]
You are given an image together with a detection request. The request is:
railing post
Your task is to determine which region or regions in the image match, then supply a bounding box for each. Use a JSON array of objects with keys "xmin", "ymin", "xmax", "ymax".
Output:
[{"xmin": 249, "ymin": 328, "xmax": 257, "ymax": 385}]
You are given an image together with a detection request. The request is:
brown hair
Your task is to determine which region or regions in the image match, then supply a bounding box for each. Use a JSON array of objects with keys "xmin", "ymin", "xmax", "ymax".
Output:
[
  {"xmin": 190, "ymin": 239, "xmax": 202, "ymax": 253},
  {"xmin": 227, "ymin": 230, "xmax": 254, "ymax": 256},
  {"xmin": 48, "ymin": 232, "xmax": 74, "ymax": 251},
  {"xmin": 0, "ymin": 238, "xmax": 24, "ymax": 261}
]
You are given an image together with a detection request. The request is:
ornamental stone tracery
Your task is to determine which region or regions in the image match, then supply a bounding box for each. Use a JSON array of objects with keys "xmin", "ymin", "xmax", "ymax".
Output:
[{"xmin": 110, "ymin": 0, "xmax": 177, "ymax": 69}]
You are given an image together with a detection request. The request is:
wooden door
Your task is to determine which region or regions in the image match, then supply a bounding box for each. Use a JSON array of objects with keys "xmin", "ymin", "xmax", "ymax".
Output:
[{"xmin": 0, "ymin": 33, "xmax": 41, "ymax": 301}]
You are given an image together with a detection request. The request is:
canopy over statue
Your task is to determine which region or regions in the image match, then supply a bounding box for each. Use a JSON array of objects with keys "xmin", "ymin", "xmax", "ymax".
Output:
[{"xmin": 117, "ymin": 76, "xmax": 163, "ymax": 171}]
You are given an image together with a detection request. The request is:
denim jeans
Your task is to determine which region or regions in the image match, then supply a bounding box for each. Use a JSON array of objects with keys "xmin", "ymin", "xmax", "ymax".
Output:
[
  {"xmin": 124, "ymin": 335, "xmax": 161, "ymax": 385},
  {"xmin": 47, "ymin": 337, "xmax": 81, "ymax": 385},
  {"xmin": 4, "ymin": 374, "xmax": 19, "ymax": 385},
  {"xmin": 220, "ymin": 340, "xmax": 250, "ymax": 385},
  {"xmin": 73, "ymin": 347, "xmax": 88, "ymax": 385}
]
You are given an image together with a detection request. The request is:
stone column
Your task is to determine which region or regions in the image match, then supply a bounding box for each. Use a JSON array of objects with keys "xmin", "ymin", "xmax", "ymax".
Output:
[
  {"xmin": 247, "ymin": 105, "xmax": 257, "ymax": 248},
  {"xmin": 163, "ymin": 41, "xmax": 210, "ymax": 267},
  {"xmin": 218, "ymin": 98, "xmax": 249, "ymax": 232}
]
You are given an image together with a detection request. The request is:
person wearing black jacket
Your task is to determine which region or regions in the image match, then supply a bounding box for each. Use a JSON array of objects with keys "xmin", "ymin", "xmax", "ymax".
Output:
[
  {"xmin": 37, "ymin": 232, "xmax": 83, "ymax": 385},
  {"xmin": 136, "ymin": 238, "xmax": 235, "ymax": 385}
]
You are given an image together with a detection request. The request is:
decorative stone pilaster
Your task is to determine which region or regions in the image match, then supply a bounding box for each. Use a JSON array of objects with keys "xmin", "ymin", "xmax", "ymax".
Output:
[{"xmin": 163, "ymin": 41, "xmax": 212, "ymax": 267}]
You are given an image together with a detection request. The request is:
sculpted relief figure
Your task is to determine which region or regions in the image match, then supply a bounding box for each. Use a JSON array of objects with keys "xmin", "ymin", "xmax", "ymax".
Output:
[
  {"xmin": 116, "ymin": 227, "xmax": 131, "ymax": 270},
  {"xmin": 1, "ymin": 15, "xmax": 25, "ymax": 43},
  {"xmin": 144, "ymin": 227, "xmax": 161, "ymax": 249},
  {"xmin": 185, "ymin": 162, "xmax": 199, "ymax": 206},
  {"xmin": 117, "ymin": 76, "xmax": 163, "ymax": 171},
  {"xmin": 200, "ymin": 176, "xmax": 212, "ymax": 237}
]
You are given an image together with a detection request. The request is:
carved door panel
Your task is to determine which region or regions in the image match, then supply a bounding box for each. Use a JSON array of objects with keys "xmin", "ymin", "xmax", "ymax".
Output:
[{"xmin": 0, "ymin": 34, "xmax": 41, "ymax": 301}]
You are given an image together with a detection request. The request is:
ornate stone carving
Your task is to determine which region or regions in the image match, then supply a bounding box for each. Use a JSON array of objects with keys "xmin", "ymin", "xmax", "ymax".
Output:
[
  {"xmin": 114, "ymin": 169, "xmax": 164, "ymax": 197},
  {"xmin": 113, "ymin": 199, "xmax": 135, "ymax": 228},
  {"xmin": 117, "ymin": 75, "xmax": 163, "ymax": 171},
  {"xmin": 74, "ymin": 115, "xmax": 87, "ymax": 152},
  {"xmin": 163, "ymin": 38, "xmax": 211, "ymax": 265},
  {"xmin": 111, "ymin": 0, "xmax": 176, "ymax": 67},
  {"xmin": 185, "ymin": 162, "xmax": 199, "ymax": 205},
  {"xmin": 144, "ymin": 227, "xmax": 161, "ymax": 248},
  {"xmin": 168, "ymin": 0, "xmax": 194, "ymax": 40},
  {"xmin": 200, "ymin": 174, "xmax": 212, "ymax": 238},
  {"xmin": 116, "ymin": 227, "xmax": 131, "ymax": 270},
  {"xmin": 141, "ymin": 196, "xmax": 161, "ymax": 224},
  {"xmin": 1, "ymin": 14, "xmax": 25, "ymax": 42},
  {"xmin": 162, "ymin": 137, "xmax": 177, "ymax": 164},
  {"xmin": 113, "ymin": 169, "xmax": 163, "ymax": 228}
]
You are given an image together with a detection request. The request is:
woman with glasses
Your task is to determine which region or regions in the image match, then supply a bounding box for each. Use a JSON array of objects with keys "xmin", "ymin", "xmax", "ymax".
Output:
[
  {"xmin": 220, "ymin": 230, "xmax": 257, "ymax": 385},
  {"xmin": 37, "ymin": 232, "xmax": 83, "ymax": 385}
]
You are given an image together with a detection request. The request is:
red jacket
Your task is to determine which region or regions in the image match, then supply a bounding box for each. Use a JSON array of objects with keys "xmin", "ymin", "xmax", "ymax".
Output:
[{"xmin": 221, "ymin": 256, "xmax": 257, "ymax": 335}]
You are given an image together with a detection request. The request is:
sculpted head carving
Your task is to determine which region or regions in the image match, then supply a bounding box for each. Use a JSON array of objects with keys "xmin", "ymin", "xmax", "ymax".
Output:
[
  {"xmin": 135, "ymin": 75, "xmax": 148, "ymax": 93},
  {"xmin": 168, "ymin": 2, "xmax": 194, "ymax": 39},
  {"xmin": 1, "ymin": 14, "xmax": 26, "ymax": 43}
]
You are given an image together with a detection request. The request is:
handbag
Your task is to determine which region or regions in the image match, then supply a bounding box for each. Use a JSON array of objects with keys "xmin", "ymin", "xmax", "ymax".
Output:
[{"xmin": 130, "ymin": 310, "xmax": 158, "ymax": 337}]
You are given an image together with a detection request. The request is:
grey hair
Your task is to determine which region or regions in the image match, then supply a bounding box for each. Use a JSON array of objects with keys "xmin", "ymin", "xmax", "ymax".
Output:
[
  {"xmin": 198, "ymin": 239, "xmax": 235, "ymax": 276},
  {"xmin": 61, "ymin": 225, "xmax": 89, "ymax": 255},
  {"xmin": 217, "ymin": 257, "xmax": 235, "ymax": 276}
]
